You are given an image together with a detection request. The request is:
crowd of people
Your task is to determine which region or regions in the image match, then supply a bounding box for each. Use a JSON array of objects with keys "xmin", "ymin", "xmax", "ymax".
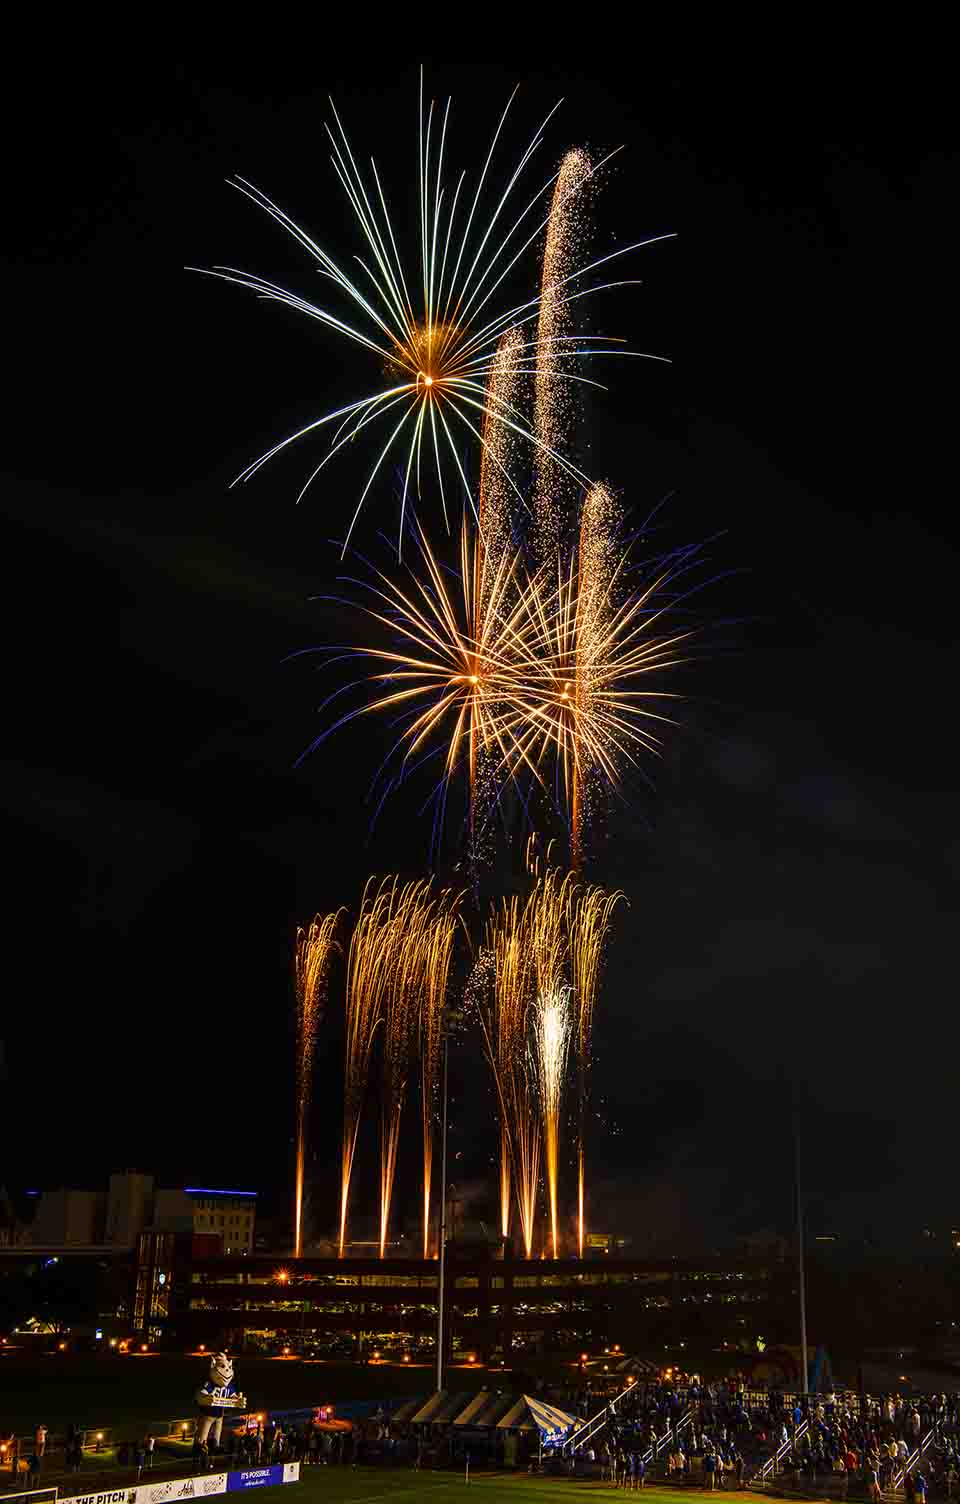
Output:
[
  {"xmin": 11, "ymin": 1380, "xmax": 960, "ymax": 1496},
  {"xmin": 564, "ymin": 1378, "xmax": 960, "ymax": 1496}
]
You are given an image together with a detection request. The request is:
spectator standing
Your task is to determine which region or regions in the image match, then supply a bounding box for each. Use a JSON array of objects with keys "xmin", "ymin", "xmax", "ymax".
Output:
[
  {"xmin": 134, "ymin": 1441, "xmax": 146, "ymax": 1480},
  {"xmin": 35, "ymin": 1425, "xmax": 47, "ymax": 1458},
  {"xmin": 914, "ymin": 1469, "xmax": 928, "ymax": 1504},
  {"xmin": 145, "ymin": 1432, "xmax": 155, "ymax": 1469},
  {"xmin": 866, "ymin": 1456, "xmax": 881, "ymax": 1504}
]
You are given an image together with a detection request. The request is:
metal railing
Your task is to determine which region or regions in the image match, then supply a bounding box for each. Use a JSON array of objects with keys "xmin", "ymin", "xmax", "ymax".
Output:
[
  {"xmin": 564, "ymin": 1380, "xmax": 638, "ymax": 1457},
  {"xmin": 755, "ymin": 1418, "xmax": 810, "ymax": 1483},
  {"xmin": 564, "ymin": 1392, "xmax": 692, "ymax": 1468},
  {"xmin": 643, "ymin": 1410, "xmax": 695, "ymax": 1473},
  {"xmin": 892, "ymin": 1428, "xmax": 935, "ymax": 1492}
]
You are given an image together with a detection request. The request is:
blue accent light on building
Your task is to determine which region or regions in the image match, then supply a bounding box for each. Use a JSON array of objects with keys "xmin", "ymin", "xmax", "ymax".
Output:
[{"xmin": 185, "ymin": 1188, "xmax": 257, "ymax": 1198}]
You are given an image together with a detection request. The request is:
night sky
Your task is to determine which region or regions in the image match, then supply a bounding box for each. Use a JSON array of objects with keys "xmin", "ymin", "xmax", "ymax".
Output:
[{"xmin": 2, "ymin": 59, "xmax": 955, "ymax": 1253}]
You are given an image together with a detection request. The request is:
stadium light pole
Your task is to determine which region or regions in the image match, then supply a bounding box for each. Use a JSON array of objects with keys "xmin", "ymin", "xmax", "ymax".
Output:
[
  {"xmin": 436, "ymin": 1026, "xmax": 450, "ymax": 1392},
  {"xmin": 794, "ymin": 1119, "xmax": 809, "ymax": 1396}
]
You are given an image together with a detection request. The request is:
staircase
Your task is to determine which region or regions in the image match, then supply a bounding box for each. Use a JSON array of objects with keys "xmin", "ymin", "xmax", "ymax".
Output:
[
  {"xmin": 643, "ymin": 1411, "xmax": 696, "ymax": 1477},
  {"xmin": 563, "ymin": 1384, "xmax": 691, "ymax": 1467},
  {"xmin": 889, "ymin": 1428, "xmax": 936, "ymax": 1497},
  {"xmin": 753, "ymin": 1418, "xmax": 811, "ymax": 1486},
  {"xmin": 564, "ymin": 1381, "xmax": 636, "ymax": 1457}
]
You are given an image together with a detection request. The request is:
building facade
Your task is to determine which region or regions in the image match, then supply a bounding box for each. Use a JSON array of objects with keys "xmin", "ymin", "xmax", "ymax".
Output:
[{"xmin": 154, "ymin": 1250, "xmax": 775, "ymax": 1360}]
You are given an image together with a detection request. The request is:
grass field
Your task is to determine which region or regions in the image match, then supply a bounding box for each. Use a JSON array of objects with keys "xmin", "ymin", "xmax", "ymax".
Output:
[{"xmin": 218, "ymin": 1476, "xmax": 724, "ymax": 1504}]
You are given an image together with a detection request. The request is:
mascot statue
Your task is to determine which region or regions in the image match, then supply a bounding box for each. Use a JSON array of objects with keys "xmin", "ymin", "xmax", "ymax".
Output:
[{"xmin": 195, "ymin": 1351, "xmax": 247, "ymax": 1447}]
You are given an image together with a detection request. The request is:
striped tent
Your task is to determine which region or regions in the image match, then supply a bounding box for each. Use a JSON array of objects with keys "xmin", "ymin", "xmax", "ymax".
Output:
[
  {"xmin": 453, "ymin": 1391, "xmax": 517, "ymax": 1429},
  {"xmin": 390, "ymin": 1395, "xmax": 428, "ymax": 1425},
  {"xmin": 612, "ymin": 1356, "xmax": 659, "ymax": 1376},
  {"xmin": 409, "ymin": 1390, "xmax": 472, "ymax": 1425},
  {"xmin": 496, "ymin": 1395, "xmax": 578, "ymax": 1447}
]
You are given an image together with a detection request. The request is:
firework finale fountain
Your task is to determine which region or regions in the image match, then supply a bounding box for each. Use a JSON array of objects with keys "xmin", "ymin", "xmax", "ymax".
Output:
[{"xmin": 197, "ymin": 71, "xmax": 707, "ymax": 1263}]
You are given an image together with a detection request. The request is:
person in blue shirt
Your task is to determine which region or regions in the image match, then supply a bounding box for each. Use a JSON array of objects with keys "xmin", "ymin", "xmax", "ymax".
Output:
[{"xmin": 914, "ymin": 1471, "xmax": 927, "ymax": 1504}]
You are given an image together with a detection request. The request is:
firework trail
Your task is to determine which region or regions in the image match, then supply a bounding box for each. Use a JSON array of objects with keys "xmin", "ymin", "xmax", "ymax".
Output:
[
  {"xmin": 194, "ymin": 77, "xmax": 671, "ymax": 551},
  {"xmin": 339, "ymin": 877, "xmax": 399, "ymax": 1257},
  {"xmin": 418, "ymin": 895, "xmax": 459, "ymax": 1257},
  {"xmin": 532, "ymin": 981, "xmax": 574, "ymax": 1259},
  {"xmin": 471, "ymin": 326, "xmax": 525, "ymax": 857},
  {"xmin": 567, "ymin": 880, "xmax": 624, "ymax": 1258},
  {"xmin": 534, "ymin": 149, "xmax": 592, "ymax": 558},
  {"xmin": 293, "ymin": 910, "xmax": 343, "ymax": 1259},
  {"xmin": 571, "ymin": 482, "xmax": 619, "ymax": 868}
]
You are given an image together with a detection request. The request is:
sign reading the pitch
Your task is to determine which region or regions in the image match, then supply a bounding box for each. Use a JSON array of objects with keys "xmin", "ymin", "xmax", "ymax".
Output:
[{"xmin": 64, "ymin": 1492, "xmax": 133, "ymax": 1504}]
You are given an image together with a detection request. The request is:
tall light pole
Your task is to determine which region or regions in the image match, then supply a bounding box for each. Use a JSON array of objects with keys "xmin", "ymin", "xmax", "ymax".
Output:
[
  {"xmin": 436, "ymin": 1028, "xmax": 450, "ymax": 1392},
  {"xmin": 795, "ymin": 1122, "xmax": 809, "ymax": 1396},
  {"xmin": 797, "ymin": 1180, "xmax": 808, "ymax": 1396}
]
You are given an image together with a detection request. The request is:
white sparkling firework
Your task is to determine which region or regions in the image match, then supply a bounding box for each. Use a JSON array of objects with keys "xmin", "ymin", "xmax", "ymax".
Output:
[{"xmin": 193, "ymin": 73, "xmax": 673, "ymax": 551}]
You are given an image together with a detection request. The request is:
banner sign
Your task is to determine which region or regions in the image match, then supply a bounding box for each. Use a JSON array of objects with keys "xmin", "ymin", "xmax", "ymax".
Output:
[
  {"xmin": 135, "ymin": 1475, "xmax": 227, "ymax": 1504},
  {"xmin": 120, "ymin": 1462, "xmax": 298, "ymax": 1504},
  {"xmin": 71, "ymin": 1491, "xmax": 138, "ymax": 1504},
  {"xmin": 227, "ymin": 1463, "xmax": 300, "ymax": 1491}
]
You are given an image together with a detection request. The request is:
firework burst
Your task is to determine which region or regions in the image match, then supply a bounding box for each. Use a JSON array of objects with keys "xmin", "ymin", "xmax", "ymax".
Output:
[
  {"xmin": 316, "ymin": 514, "xmax": 548, "ymax": 847},
  {"xmin": 516, "ymin": 488, "xmax": 694, "ymax": 864},
  {"xmin": 194, "ymin": 76, "xmax": 671, "ymax": 551},
  {"xmin": 293, "ymin": 910, "xmax": 343, "ymax": 1258}
]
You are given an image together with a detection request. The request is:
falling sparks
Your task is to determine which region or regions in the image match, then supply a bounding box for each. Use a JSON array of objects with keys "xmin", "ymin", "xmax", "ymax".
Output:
[
  {"xmin": 567, "ymin": 881, "xmax": 624, "ymax": 1258},
  {"xmin": 532, "ymin": 982, "xmax": 574, "ymax": 1260},
  {"xmin": 534, "ymin": 148, "xmax": 593, "ymax": 559},
  {"xmin": 339, "ymin": 878, "xmax": 394, "ymax": 1257},
  {"xmin": 293, "ymin": 911, "xmax": 342, "ymax": 1259},
  {"xmin": 194, "ymin": 78, "xmax": 672, "ymax": 551},
  {"xmin": 476, "ymin": 897, "xmax": 535, "ymax": 1255}
]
